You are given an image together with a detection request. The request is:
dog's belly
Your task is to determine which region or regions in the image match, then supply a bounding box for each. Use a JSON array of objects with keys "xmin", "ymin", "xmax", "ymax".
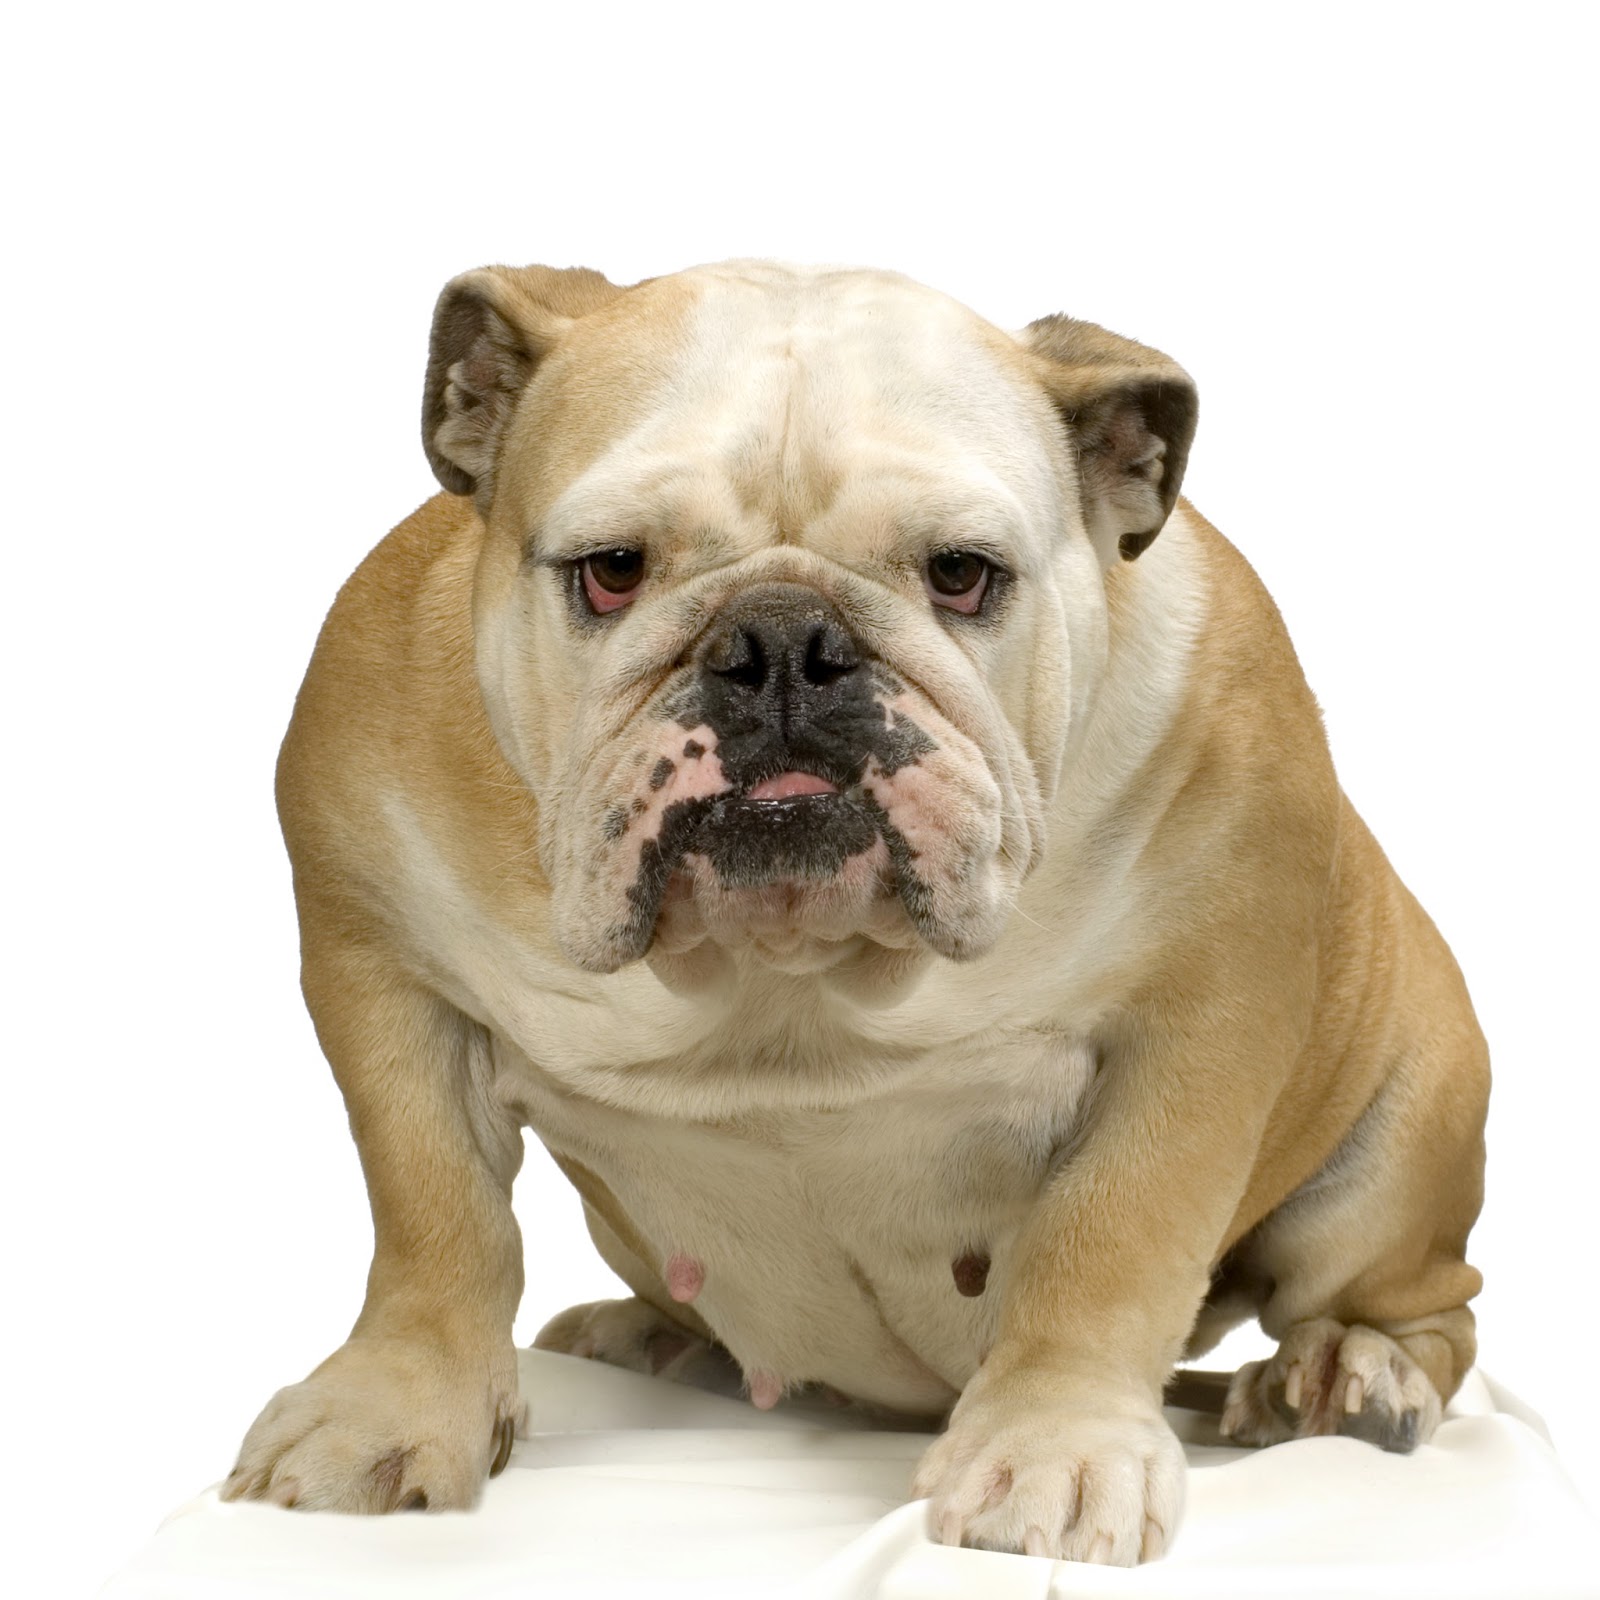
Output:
[{"xmin": 499, "ymin": 1027, "xmax": 1097, "ymax": 1413}]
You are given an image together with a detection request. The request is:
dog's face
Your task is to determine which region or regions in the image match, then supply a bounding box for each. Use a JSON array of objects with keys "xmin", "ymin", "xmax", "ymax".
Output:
[{"xmin": 422, "ymin": 262, "xmax": 1195, "ymax": 984}]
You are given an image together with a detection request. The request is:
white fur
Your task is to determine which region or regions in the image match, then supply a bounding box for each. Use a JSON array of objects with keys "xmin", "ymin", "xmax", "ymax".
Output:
[
  {"xmin": 380, "ymin": 498, "xmax": 1210, "ymax": 1407},
  {"xmin": 384, "ymin": 264, "xmax": 1214, "ymax": 1408}
]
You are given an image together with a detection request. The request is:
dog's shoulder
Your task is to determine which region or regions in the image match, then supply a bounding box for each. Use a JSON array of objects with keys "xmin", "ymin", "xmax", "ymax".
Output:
[
  {"xmin": 1147, "ymin": 503, "xmax": 1338, "ymax": 831},
  {"xmin": 276, "ymin": 494, "xmax": 541, "ymax": 924}
]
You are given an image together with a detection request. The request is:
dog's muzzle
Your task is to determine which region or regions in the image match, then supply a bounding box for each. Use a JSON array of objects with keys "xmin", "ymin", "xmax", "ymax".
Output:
[
  {"xmin": 569, "ymin": 580, "xmax": 1007, "ymax": 973},
  {"xmin": 682, "ymin": 584, "xmax": 890, "ymax": 884},
  {"xmin": 699, "ymin": 584, "xmax": 880, "ymax": 794}
]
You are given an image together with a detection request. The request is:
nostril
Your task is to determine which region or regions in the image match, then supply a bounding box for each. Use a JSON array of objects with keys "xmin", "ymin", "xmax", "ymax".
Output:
[
  {"xmin": 803, "ymin": 624, "xmax": 859, "ymax": 688},
  {"xmin": 709, "ymin": 626, "xmax": 767, "ymax": 692}
]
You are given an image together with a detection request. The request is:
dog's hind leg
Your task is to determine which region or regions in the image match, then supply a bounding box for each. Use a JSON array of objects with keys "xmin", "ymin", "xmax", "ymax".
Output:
[{"xmin": 1218, "ymin": 1005, "xmax": 1488, "ymax": 1452}]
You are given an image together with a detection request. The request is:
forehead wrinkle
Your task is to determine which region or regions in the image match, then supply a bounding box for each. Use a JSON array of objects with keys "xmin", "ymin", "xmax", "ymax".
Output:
[
  {"xmin": 530, "ymin": 265, "xmax": 1067, "ymax": 570},
  {"xmin": 699, "ymin": 274, "xmax": 1051, "ymax": 546},
  {"xmin": 807, "ymin": 453, "xmax": 1035, "ymax": 570},
  {"xmin": 533, "ymin": 445, "xmax": 746, "ymax": 559},
  {"xmin": 689, "ymin": 321, "xmax": 839, "ymax": 541},
  {"xmin": 724, "ymin": 374, "xmax": 849, "ymax": 543}
]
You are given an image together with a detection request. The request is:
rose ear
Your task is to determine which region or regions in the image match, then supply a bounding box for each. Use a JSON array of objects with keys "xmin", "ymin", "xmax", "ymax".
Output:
[
  {"xmin": 422, "ymin": 264, "xmax": 622, "ymax": 503},
  {"xmin": 1023, "ymin": 314, "xmax": 1198, "ymax": 562}
]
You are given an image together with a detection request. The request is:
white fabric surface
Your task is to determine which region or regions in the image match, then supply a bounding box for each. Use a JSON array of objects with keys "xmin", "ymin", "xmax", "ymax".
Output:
[{"xmin": 106, "ymin": 1349, "xmax": 1595, "ymax": 1598}]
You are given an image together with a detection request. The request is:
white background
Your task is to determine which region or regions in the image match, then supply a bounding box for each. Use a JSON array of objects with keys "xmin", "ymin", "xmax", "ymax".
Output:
[{"xmin": 5, "ymin": 2, "xmax": 1595, "ymax": 1593}]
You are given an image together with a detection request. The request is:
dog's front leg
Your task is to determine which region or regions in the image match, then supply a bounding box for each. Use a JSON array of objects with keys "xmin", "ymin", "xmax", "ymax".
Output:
[
  {"xmin": 913, "ymin": 1014, "xmax": 1286, "ymax": 1565},
  {"xmin": 223, "ymin": 931, "xmax": 524, "ymax": 1511}
]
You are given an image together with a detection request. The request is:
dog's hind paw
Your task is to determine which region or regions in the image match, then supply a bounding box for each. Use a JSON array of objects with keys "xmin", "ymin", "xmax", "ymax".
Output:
[
  {"xmin": 1220, "ymin": 1317, "xmax": 1442, "ymax": 1452},
  {"xmin": 534, "ymin": 1296, "xmax": 742, "ymax": 1393}
]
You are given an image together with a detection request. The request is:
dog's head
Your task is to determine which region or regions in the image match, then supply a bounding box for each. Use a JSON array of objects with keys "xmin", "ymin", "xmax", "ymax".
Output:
[{"xmin": 422, "ymin": 262, "xmax": 1195, "ymax": 984}]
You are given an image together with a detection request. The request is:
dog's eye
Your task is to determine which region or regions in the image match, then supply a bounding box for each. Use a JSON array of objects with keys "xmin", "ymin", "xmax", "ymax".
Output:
[
  {"xmin": 924, "ymin": 551, "xmax": 991, "ymax": 615},
  {"xmin": 580, "ymin": 549, "xmax": 646, "ymax": 614}
]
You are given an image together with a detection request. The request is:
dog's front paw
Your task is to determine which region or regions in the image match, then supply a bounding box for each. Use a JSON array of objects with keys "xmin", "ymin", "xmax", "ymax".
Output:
[
  {"xmin": 912, "ymin": 1367, "xmax": 1183, "ymax": 1565},
  {"xmin": 1220, "ymin": 1316, "xmax": 1442, "ymax": 1452},
  {"xmin": 221, "ymin": 1335, "xmax": 522, "ymax": 1512}
]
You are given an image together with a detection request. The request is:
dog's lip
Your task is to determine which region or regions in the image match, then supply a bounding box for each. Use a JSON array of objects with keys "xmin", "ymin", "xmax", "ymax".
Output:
[{"xmin": 744, "ymin": 771, "xmax": 840, "ymax": 801}]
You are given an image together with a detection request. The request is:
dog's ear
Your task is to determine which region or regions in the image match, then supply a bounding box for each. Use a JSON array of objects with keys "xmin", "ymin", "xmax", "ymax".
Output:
[
  {"xmin": 1023, "ymin": 315, "xmax": 1197, "ymax": 561},
  {"xmin": 422, "ymin": 264, "xmax": 622, "ymax": 502}
]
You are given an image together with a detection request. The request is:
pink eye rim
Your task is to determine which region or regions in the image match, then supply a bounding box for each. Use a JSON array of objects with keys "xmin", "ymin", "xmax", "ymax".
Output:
[
  {"xmin": 580, "ymin": 548, "xmax": 646, "ymax": 613},
  {"xmin": 924, "ymin": 550, "xmax": 991, "ymax": 615}
]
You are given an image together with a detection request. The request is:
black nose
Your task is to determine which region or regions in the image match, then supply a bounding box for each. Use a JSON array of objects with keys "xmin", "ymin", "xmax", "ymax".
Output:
[
  {"xmin": 705, "ymin": 592, "xmax": 860, "ymax": 697},
  {"xmin": 698, "ymin": 585, "xmax": 870, "ymax": 779}
]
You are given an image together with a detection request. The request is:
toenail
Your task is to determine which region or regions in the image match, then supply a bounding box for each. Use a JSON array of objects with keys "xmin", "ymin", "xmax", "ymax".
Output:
[
  {"xmin": 1283, "ymin": 1363, "xmax": 1303, "ymax": 1410},
  {"xmin": 490, "ymin": 1416, "xmax": 515, "ymax": 1477}
]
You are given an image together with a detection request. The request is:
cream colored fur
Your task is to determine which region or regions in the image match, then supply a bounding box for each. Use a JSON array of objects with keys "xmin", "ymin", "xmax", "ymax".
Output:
[{"xmin": 224, "ymin": 262, "xmax": 1488, "ymax": 1566}]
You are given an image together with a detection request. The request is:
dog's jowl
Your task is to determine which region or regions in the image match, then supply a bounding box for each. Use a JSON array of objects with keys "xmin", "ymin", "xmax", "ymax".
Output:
[{"xmin": 224, "ymin": 261, "xmax": 1488, "ymax": 1565}]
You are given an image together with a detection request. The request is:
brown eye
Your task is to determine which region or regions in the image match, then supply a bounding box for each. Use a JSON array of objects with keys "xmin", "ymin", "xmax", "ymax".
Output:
[
  {"xmin": 581, "ymin": 549, "xmax": 645, "ymax": 613},
  {"xmin": 924, "ymin": 551, "xmax": 991, "ymax": 615}
]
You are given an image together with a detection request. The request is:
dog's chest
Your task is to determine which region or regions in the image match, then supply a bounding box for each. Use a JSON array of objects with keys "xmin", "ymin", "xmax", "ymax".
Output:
[{"xmin": 503, "ymin": 1024, "xmax": 1096, "ymax": 1413}]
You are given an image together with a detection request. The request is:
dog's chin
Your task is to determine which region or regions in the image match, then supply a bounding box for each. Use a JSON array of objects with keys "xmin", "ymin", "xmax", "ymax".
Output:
[
  {"xmin": 641, "ymin": 854, "xmax": 937, "ymax": 999},
  {"xmin": 557, "ymin": 784, "xmax": 1017, "ymax": 979},
  {"xmin": 636, "ymin": 845, "xmax": 1014, "ymax": 1009},
  {"xmin": 652, "ymin": 858, "xmax": 918, "ymax": 966}
]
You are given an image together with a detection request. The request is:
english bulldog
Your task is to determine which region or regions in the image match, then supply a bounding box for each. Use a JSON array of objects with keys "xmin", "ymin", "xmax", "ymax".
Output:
[{"xmin": 222, "ymin": 260, "xmax": 1489, "ymax": 1565}]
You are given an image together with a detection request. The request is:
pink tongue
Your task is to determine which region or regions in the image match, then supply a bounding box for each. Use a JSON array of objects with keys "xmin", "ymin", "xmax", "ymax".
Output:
[{"xmin": 746, "ymin": 771, "xmax": 838, "ymax": 801}]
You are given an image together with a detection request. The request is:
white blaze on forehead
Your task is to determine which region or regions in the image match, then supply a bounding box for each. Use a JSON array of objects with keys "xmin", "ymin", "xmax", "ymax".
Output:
[
  {"xmin": 534, "ymin": 261, "xmax": 1066, "ymax": 565},
  {"xmin": 677, "ymin": 260, "xmax": 1044, "ymax": 454}
]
